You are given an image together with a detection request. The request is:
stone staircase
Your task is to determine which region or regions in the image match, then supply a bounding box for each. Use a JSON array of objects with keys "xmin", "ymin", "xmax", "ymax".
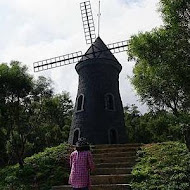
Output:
[{"xmin": 52, "ymin": 144, "xmax": 141, "ymax": 190}]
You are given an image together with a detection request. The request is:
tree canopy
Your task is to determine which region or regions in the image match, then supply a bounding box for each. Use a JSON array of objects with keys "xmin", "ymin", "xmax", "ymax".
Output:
[
  {"xmin": 128, "ymin": 0, "xmax": 190, "ymax": 115},
  {"xmin": 0, "ymin": 61, "xmax": 73, "ymax": 167}
]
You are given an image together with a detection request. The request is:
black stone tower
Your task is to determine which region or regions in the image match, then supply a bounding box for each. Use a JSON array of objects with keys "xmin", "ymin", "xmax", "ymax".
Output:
[{"xmin": 68, "ymin": 37, "xmax": 127, "ymax": 145}]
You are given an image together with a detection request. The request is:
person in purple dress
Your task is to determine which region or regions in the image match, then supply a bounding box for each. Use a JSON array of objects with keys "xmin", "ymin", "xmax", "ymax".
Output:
[{"xmin": 69, "ymin": 138, "xmax": 95, "ymax": 190}]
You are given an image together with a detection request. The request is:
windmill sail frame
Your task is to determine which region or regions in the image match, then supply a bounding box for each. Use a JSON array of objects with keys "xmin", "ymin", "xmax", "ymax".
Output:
[
  {"xmin": 80, "ymin": 1, "xmax": 96, "ymax": 44},
  {"xmin": 33, "ymin": 40, "xmax": 128, "ymax": 72},
  {"xmin": 33, "ymin": 51, "xmax": 83, "ymax": 72},
  {"xmin": 33, "ymin": 1, "xmax": 129, "ymax": 72}
]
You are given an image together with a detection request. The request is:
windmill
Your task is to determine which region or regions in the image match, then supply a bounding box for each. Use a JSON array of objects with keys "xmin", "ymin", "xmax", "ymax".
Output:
[{"xmin": 34, "ymin": 1, "xmax": 129, "ymax": 145}]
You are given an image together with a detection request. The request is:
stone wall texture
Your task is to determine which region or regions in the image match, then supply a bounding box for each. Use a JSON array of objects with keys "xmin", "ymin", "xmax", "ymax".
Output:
[{"xmin": 68, "ymin": 57, "xmax": 127, "ymax": 145}]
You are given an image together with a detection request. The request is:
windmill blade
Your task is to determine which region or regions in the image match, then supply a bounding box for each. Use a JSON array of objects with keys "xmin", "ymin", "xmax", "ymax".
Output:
[
  {"xmin": 80, "ymin": 1, "xmax": 96, "ymax": 45},
  {"xmin": 107, "ymin": 40, "xmax": 129, "ymax": 54},
  {"xmin": 33, "ymin": 39, "xmax": 129, "ymax": 72},
  {"xmin": 33, "ymin": 51, "xmax": 83, "ymax": 72}
]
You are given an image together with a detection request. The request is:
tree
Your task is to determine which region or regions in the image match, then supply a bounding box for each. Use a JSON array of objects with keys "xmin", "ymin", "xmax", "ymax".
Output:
[
  {"xmin": 0, "ymin": 61, "xmax": 33, "ymax": 167},
  {"xmin": 124, "ymin": 104, "xmax": 143, "ymax": 143},
  {"xmin": 29, "ymin": 92, "xmax": 73, "ymax": 153},
  {"xmin": 0, "ymin": 62, "xmax": 73, "ymax": 167},
  {"xmin": 124, "ymin": 105, "xmax": 183, "ymax": 143},
  {"xmin": 128, "ymin": 0, "xmax": 190, "ymax": 115}
]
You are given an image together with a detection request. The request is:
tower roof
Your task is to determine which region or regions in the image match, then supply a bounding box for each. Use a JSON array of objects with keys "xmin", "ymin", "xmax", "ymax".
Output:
[{"xmin": 81, "ymin": 37, "xmax": 119, "ymax": 62}]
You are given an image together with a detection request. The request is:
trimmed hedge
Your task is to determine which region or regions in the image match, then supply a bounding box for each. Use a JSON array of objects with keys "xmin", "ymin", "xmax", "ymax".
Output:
[{"xmin": 131, "ymin": 142, "xmax": 190, "ymax": 190}]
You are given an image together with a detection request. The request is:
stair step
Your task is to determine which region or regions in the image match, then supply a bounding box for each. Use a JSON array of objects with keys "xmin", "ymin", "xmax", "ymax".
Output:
[
  {"xmin": 92, "ymin": 143, "xmax": 141, "ymax": 149},
  {"xmin": 91, "ymin": 184, "xmax": 132, "ymax": 190},
  {"xmin": 93, "ymin": 151, "xmax": 136, "ymax": 158},
  {"xmin": 63, "ymin": 153, "xmax": 136, "ymax": 159},
  {"xmin": 92, "ymin": 167, "xmax": 132, "ymax": 175},
  {"xmin": 52, "ymin": 144, "xmax": 139, "ymax": 190},
  {"xmin": 94, "ymin": 156, "xmax": 136, "ymax": 163},
  {"xmin": 96, "ymin": 162, "xmax": 135, "ymax": 168},
  {"xmin": 92, "ymin": 147, "xmax": 138, "ymax": 154},
  {"xmin": 91, "ymin": 174, "xmax": 132, "ymax": 185},
  {"xmin": 52, "ymin": 184, "xmax": 131, "ymax": 190}
]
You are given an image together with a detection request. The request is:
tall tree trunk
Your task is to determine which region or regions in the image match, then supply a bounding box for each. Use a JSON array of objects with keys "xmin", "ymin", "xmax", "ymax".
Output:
[{"xmin": 18, "ymin": 156, "xmax": 24, "ymax": 168}]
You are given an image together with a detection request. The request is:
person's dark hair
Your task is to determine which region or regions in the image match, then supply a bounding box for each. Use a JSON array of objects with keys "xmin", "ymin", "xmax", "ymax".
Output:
[
  {"xmin": 76, "ymin": 137, "xmax": 90, "ymax": 152},
  {"xmin": 76, "ymin": 145, "xmax": 90, "ymax": 151}
]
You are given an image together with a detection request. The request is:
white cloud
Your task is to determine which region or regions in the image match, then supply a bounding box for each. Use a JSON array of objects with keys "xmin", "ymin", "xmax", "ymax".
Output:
[{"xmin": 0, "ymin": 0, "xmax": 163, "ymax": 113}]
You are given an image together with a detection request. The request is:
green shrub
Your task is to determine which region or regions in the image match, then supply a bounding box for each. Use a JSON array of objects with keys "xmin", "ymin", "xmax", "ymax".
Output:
[
  {"xmin": 0, "ymin": 143, "xmax": 72, "ymax": 190},
  {"xmin": 131, "ymin": 142, "xmax": 190, "ymax": 190}
]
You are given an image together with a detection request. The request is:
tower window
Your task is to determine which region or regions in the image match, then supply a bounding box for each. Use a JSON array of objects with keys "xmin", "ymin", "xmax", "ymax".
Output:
[
  {"xmin": 73, "ymin": 128, "xmax": 80, "ymax": 145},
  {"xmin": 105, "ymin": 93, "xmax": 115, "ymax": 110},
  {"xmin": 77, "ymin": 94, "xmax": 84, "ymax": 111}
]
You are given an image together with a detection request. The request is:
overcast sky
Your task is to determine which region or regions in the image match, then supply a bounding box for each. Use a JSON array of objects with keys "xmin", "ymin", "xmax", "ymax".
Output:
[{"xmin": 0, "ymin": 0, "xmax": 163, "ymax": 113}]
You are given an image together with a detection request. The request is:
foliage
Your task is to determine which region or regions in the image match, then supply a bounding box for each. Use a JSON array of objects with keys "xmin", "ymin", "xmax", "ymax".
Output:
[
  {"xmin": 125, "ymin": 105, "xmax": 183, "ymax": 143},
  {"xmin": 179, "ymin": 112, "xmax": 190, "ymax": 151},
  {"xmin": 128, "ymin": 0, "xmax": 190, "ymax": 115},
  {"xmin": 0, "ymin": 61, "xmax": 73, "ymax": 167},
  {"xmin": 0, "ymin": 143, "xmax": 73, "ymax": 190},
  {"xmin": 29, "ymin": 92, "xmax": 73, "ymax": 153},
  {"xmin": 131, "ymin": 142, "xmax": 190, "ymax": 190},
  {"xmin": 0, "ymin": 61, "xmax": 34, "ymax": 167}
]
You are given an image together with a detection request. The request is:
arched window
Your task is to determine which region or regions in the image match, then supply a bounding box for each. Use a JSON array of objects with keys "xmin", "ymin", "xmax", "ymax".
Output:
[
  {"xmin": 105, "ymin": 93, "xmax": 115, "ymax": 110},
  {"xmin": 73, "ymin": 129, "xmax": 80, "ymax": 145},
  {"xmin": 108, "ymin": 128, "xmax": 118, "ymax": 144},
  {"xmin": 77, "ymin": 94, "xmax": 84, "ymax": 111}
]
